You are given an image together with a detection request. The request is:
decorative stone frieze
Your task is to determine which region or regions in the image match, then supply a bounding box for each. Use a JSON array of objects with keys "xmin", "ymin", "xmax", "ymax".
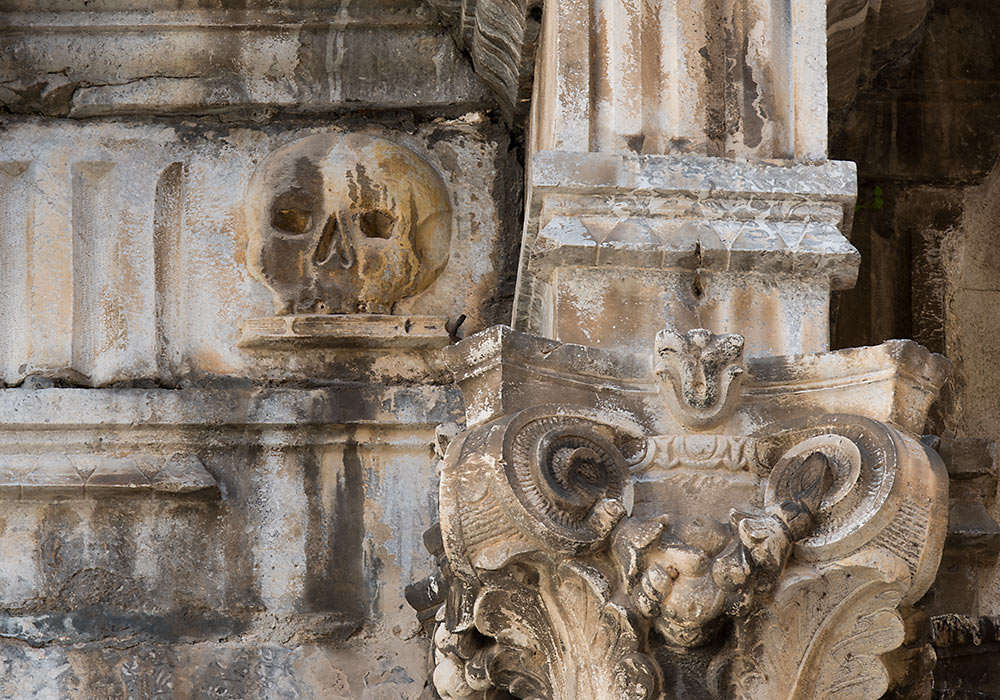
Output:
[
  {"xmin": 245, "ymin": 133, "xmax": 452, "ymax": 317},
  {"xmin": 0, "ymin": 119, "xmax": 509, "ymax": 385}
]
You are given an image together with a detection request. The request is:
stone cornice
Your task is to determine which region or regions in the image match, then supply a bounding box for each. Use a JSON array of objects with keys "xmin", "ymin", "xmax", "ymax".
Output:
[{"xmin": 0, "ymin": 3, "xmax": 489, "ymax": 116}]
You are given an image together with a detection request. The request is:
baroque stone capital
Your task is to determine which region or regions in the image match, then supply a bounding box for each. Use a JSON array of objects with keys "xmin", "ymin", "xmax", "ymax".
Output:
[{"xmin": 412, "ymin": 324, "xmax": 951, "ymax": 700}]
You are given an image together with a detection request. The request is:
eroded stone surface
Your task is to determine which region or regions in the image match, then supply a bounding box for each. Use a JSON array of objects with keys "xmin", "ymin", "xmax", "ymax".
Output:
[
  {"xmin": 0, "ymin": 386, "xmax": 460, "ymax": 698},
  {"xmin": 0, "ymin": 0, "xmax": 980, "ymax": 696},
  {"xmin": 246, "ymin": 132, "xmax": 453, "ymax": 316},
  {"xmin": 513, "ymin": 140, "xmax": 859, "ymax": 357},
  {"xmin": 0, "ymin": 1, "xmax": 491, "ymax": 118}
]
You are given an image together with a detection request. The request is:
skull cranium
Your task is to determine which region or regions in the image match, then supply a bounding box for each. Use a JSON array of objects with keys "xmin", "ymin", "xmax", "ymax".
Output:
[{"xmin": 246, "ymin": 133, "xmax": 452, "ymax": 315}]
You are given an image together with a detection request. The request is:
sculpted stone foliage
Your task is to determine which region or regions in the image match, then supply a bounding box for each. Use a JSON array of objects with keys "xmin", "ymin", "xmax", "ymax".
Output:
[
  {"xmin": 414, "ymin": 325, "xmax": 950, "ymax": 700},
  {"xmin": 246, "ymin": 132, "xmax": 452, "ymax": 315},
  {"xmin": 714, "ymin": 416, "xmax": 947, "ymax": 699},
  {"xmin": 426, "ymin": 0, "xmax": 542, "ymax": 121}
]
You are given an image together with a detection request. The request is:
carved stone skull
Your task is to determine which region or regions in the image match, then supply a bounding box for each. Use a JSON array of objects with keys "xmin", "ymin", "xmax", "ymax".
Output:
[{"xmin": 247, "ymin": 133, "xmax": 452, "ymax": 314}]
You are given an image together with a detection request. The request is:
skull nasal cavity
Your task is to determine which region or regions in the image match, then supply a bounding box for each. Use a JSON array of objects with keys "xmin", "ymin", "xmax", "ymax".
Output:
[
  {"xmin": 359, "ymin": 210, "xmax": 394, "ymax": 239},
  {"xmin": 314, "ymin": 214, "xmax": 355, "ymax": 269}
]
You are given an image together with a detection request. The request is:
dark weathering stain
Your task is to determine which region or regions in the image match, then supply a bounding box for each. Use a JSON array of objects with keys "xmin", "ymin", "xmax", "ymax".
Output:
[
  {"xmin": 303, "ymin": 435, "xmax": 365, "ymax": 618},
  {"xmin": 740, "ymin": 32, "xmax": 764, "ymax": 149}
]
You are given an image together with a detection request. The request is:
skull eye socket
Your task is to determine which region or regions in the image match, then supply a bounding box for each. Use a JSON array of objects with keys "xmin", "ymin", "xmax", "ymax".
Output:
[
  {"xmin": 270, "ymin": 190, "xmax": 316, "ymax": 234},
  {"xmin": 272, "ymin": 208, "xmax": 313, "ymax": 234},
  {"xmin": 359, "ymin": 210, "xmax": 394, "ymax": 239}
]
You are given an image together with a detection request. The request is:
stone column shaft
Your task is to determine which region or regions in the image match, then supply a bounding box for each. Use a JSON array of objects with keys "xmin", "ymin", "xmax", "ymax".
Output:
[{"xmin": 516, "ymin": 0, "xmax": 856, "ymax": 358}]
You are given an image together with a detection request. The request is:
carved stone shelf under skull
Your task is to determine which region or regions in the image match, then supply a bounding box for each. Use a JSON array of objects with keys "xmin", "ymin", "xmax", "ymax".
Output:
[
  {"xmin": 409, "ymin": 326, "xmax": 950, "ymax": 700},
  {"xmin": 240, "ymin": 133, "xmax": 453, "ymax": 348}
]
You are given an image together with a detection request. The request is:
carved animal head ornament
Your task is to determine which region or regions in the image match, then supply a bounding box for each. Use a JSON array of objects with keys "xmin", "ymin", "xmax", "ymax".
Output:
[
  {"xmin": 246, "ymin": 132, "xmax": 452, "ymax": 315},
  {"xmin": 655, "ymin": 327, "xmax": 745, "ymax": 429}
]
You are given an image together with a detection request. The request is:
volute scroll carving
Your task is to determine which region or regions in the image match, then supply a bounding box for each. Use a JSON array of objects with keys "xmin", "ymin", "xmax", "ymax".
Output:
[
  {"xmin": 715, "ymin": 414, "xmax": 948, "ymax": 700},
  {"xmin": 432, "ymin": 405, "xmax": 658, "ymax": 700},
  {"xmin": 438, "ymin": 405, "xmax": 639, "ymax": 579}
]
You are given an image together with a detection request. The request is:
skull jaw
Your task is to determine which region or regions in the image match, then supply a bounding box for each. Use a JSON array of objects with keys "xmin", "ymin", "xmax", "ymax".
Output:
[
  {"xmin": 293, "ymin": 240, "xmax": 423, "ymax": 316},
  {"xmin": 250, "ymin": 236, "xmax": 406, "ymax": 315}
]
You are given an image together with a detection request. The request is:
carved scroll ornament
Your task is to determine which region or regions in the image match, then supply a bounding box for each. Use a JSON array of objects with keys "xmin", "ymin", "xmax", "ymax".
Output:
[{"xmin": 718, "ymin": 415, "xmax": 948, "ymax": 700}]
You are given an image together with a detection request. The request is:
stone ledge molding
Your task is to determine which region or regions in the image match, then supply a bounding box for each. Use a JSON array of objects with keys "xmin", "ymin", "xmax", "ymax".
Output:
[
  {"xmin": 0, "ymin": 452, "xmax": 218, "ymax": 500},
  {"xmin": 0, "ymin": 3, "xmax": 489, "ymax": 116},
  {"xmin": 0, "ymin": 386, "xmax": 461, "ymax": 433},
  {"xmin": 238, "ymin": 315, "xmax": 452, "ymax": 350}
]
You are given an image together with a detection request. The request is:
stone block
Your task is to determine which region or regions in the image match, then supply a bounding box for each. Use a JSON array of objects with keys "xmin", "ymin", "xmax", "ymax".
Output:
[{"xmin": 515, "ymin": 151, "xmax": 859, "ymax": 356}]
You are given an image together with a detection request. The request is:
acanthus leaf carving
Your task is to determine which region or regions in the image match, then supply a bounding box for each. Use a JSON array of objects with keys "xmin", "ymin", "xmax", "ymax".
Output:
[
  {"xmin": 712, "ymin": 414, "xmax": 947, "ymax": 700},
  {"xmin": 720, "ymin": 562, "xmax": 908, "ymax": 700},
  {"xmin": 426, "ymin": 0, "xmax": 543, "ymax": 122}
]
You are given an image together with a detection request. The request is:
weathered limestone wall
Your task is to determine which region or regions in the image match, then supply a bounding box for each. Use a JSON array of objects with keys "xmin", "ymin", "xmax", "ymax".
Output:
[
  {"xmin": 0, "ymin": 1, "xmax": 524, "ymax": 697},
  {"xmin": 0, "ymin": 0, "xmax": 994, "ymax": 696},
  {"xmin": 0, "ymin": 389, "xmax": 456, "ymax": 698},
  {"xmin": 0, "ymin": 116, "xmax": 517, "ymax": 387},
  {"xmin": 0, "ymin": 1, "xmax": 490, "ymax": 117}
]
